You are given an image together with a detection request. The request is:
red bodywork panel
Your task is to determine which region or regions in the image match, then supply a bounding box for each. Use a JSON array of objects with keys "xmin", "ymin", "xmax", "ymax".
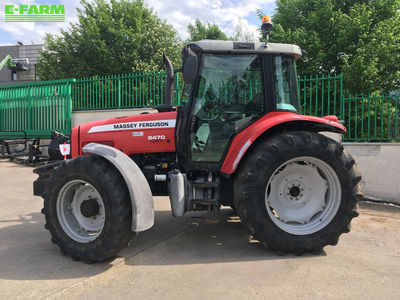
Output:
[
  {"xmin": 220, "ymin": 112, "xmax": 346, "ymax": 175},
  {"xmin": 71, "ymin": 111, "xmax": 177, "ymax": 158},
  {"xmin": 71, "ymin": 110, "xmax": 345, "ymax": 175}
]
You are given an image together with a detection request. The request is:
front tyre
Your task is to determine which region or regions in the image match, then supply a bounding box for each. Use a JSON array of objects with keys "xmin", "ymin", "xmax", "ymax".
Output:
[
  {"xmin": 42, "ymin": 155, "xmax": 134, "ymax": 263},
  {"xmin": 233, "ymin": 131, "xmax": 362, "ymax": 254}
]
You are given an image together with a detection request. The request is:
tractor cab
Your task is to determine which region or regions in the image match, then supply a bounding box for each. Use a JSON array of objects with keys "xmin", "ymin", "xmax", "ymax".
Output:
[{"xmin": 174, "ymin": 40, "xmax": 302, "ymax": 172}]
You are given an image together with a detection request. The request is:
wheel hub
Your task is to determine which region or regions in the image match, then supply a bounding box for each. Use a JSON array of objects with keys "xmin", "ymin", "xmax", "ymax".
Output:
[
  {"xmin": 265, "ymin": 157, "xmax": 341, "ymax": 235},
  {"xmin": 289, "ymin": 186, "xmax": 301, "ymax": 198},
  {"xmin": 285, "ymin": 181, "xmax": 304, "ymax": 201},
  {"xmin": 56, "ymin": 180, "xmax": 105, "ymax": 243},
  {"xmin": 80, "ymin": 198, "xmax": 100, "ymax": 218},
  {"xmin": 267, "ymin": 162, "xmax": 327, "ymax": 224}
]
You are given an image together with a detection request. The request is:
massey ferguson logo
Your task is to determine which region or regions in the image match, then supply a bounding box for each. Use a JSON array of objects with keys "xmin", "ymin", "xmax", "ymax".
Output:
[
  {"xmin": 88, "ymin": 119, "xmax": 176, "ymax": 133},
  {"xmin": 113, "ymin": 121, "xmax": 170, "ymax": 130}
]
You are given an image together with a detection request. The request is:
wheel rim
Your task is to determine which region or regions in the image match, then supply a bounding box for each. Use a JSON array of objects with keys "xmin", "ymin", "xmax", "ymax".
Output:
[
  {"xmin": 56, "ymin": 180, "xmax": 105, "ymax": 243},
  {"xmin": 265, "ymin": 156, "xmax": 341, "ymax": 235}
]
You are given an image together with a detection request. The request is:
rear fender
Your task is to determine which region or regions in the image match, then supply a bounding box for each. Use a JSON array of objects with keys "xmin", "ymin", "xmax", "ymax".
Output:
[
  {"xmin": 220, "ymin": 112, "xmax": 346, "ymax": 175},
  {"xmin": 82, "ymin": 143, "xmax": 154, "ymax": 232}
]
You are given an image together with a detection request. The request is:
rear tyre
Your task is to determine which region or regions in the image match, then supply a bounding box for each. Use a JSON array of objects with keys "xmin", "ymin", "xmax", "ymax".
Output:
[
  {"xmin": 233, "ymin": 131, "xmax": 361, "ymax": 254},
  {"xmin": 41, "ymin": 155, "xmax": 134, "ymax": 263}
]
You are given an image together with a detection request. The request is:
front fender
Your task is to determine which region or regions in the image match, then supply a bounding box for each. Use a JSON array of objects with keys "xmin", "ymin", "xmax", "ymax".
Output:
[
  {"xmin": 82, "ymin": 143, "xmax": 154, "ymax": 232},
  {"xmin": 220, "ymin": 112, "xmax": 346, "ymax": 175}
]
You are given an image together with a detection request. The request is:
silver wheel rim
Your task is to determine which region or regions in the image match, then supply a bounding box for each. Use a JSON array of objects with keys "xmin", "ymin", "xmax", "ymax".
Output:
[
  {"xmin": 265, "ymin": 156, "xmax": 341, "ymax": 235},
  {"xmin": 56, "ymin": 180, "xmax": 105, "ymax": 243}
]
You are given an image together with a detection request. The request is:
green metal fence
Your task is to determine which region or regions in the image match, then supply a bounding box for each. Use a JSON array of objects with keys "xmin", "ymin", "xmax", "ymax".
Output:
[
  {"xmin": 1, "ymin": 71, "xmax": 399, "ymax": 142},
  {"xmin": 71, "ymin": 72, "xmax": 339, "ymax": 114},
  {"xmin": 342, "ymin": 93, "xmax": 400, "ymax": 142},
  {"xmin": 298, "ymin": 73, "xmax": 343, "ymax": 118},
  {"xmin": 72, "ymin": 72, "xmax": 181, "ymax": 110},
  {"xmin": 71, "ymin": 71, "xmax": 342, "ymax": 114},
  {"xmin": 0, "ymin": 79, "xmax": 75, "ymax": 138}
]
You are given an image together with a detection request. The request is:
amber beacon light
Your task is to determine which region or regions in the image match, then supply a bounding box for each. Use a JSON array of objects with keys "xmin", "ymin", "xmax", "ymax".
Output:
[{"xmin": 261, "ymin": 15, "xmax": 273, "ymax": 46}]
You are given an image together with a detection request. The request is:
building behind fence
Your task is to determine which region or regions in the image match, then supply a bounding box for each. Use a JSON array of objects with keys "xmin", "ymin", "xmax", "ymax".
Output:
[{"xmin": 0, "ymin": 71, "xmax": 399, "ymax": 142}]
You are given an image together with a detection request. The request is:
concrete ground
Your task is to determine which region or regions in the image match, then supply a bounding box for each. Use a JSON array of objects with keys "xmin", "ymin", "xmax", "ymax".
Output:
[{"xmin": 1, "ymin": 159, "xmax": 399, "ymax": 300}]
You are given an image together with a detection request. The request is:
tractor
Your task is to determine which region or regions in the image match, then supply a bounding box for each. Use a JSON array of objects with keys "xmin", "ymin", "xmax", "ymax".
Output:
[{"xmin": 33, "ymin": 17, "xmax": 362, "ymax": 263}]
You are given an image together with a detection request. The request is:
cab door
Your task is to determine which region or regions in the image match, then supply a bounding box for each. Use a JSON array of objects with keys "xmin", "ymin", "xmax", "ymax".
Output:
[{"xmin": 181, "ymin": 53, "xmax": 266, "ymax": 170}]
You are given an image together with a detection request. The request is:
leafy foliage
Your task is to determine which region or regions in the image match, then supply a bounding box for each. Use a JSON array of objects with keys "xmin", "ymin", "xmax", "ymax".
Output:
[
  {"xmin": 187, "ymin": 19, "xmax": 229, "ymax": 42},
  {"xmin": 231, "ymin": 22, "xmax": 257, "ymax": 42},
  {"xmin": 37, "ymin": 0, "xmax": 182, "ymax": 80},
  {"xmin": 268, "ymin": 0, "xmax": 400, "ymax": 94}
]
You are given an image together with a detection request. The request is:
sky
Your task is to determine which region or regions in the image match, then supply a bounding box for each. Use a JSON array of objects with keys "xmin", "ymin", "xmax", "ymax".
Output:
[{"xmin": 0, "ymin": 0, "xmax": 277, "ymax": 46}]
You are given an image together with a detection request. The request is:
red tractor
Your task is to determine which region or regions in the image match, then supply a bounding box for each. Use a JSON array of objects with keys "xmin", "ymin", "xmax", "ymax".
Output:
[{"xmin": 33, "ymin": 21, "xmax": 361, "ymax": 263}]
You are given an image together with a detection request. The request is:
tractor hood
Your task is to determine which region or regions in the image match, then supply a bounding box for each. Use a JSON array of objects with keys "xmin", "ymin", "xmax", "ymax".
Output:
[{"xmin": 71, "ymin": 111, "xmax": 177, "ymax": 158}]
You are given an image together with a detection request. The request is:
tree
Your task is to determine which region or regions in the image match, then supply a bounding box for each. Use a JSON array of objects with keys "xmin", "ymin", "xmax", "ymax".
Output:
[
  {"xmin": 231, "ymin": 21, "xmax": 256, "ymax": 42},
  {"xmin": 37, "ymin": 0, "xmax": 182, "ymax": 80},
  {"xmin": 267, "ymin": 0, "xmax": 400, "ymax": 94},
  {"xmin": 187, "ymin": 19, "xmax": 229, "ymax": 42}
]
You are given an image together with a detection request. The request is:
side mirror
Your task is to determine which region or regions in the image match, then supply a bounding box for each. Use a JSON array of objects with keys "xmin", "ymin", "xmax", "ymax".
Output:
[{"xmin": 183, "ymin": 56, "xmax": 198, "ymax": 84}]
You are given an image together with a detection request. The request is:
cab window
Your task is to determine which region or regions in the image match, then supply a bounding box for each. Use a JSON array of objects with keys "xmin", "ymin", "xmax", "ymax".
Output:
[{"xmin": 190, "ymin": 54, "xmax": 264, "ymax": 163}]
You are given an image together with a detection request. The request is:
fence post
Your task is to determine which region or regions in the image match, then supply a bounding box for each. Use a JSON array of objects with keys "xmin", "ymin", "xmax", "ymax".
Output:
[
  {"xmin": 175, "ymin": 72, "xmax": 181, "ymax": 106},
  {"xmin": 66, "ymin": 80, "xmax": 74, "ymax": 133},
  {"xmin": 339, "ymin": 73, "xmax": 344, "ymax": 120},
  {"xmin": 118, "ymin": 77, "xmax": 121, "ymax": 108},
  {"xmin": 28, "ymin": 86, "xmax": 33, "ymax": 132}
]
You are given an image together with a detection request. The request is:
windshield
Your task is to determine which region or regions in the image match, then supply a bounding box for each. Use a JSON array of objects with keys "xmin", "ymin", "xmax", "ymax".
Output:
[{"xmin": 273, "ymin": 56, "xmax": 300, "ymax": 113}]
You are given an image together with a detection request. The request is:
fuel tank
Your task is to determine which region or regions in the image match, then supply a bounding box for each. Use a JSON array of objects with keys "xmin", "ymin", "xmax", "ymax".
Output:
[{"xmin": 71, "ymin": 111, "xmax": 177, "ymax": 158}]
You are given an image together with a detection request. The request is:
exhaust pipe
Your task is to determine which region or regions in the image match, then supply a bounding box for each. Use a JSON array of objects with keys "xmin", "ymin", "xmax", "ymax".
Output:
[{"xmin": 163, "ymin": 54, "xmax": 174, "ymax": 108}]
